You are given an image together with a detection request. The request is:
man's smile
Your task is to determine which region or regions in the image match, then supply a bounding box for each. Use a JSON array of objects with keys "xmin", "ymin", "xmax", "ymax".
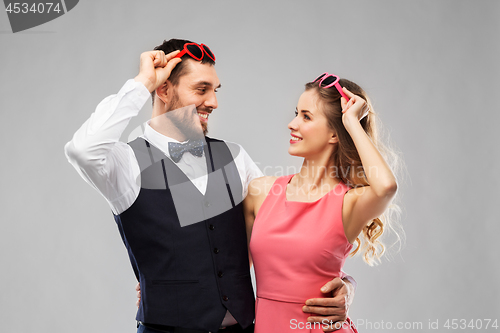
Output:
[{"xmin": 198, "ymin": 112, "xmax": 209, "ymax": 123}]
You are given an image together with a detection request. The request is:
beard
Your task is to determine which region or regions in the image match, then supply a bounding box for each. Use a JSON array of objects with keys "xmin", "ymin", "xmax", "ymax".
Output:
[
  {"xmin": 197, "ymin": 109, "xmax": 210, "ymax": 136},
  {"xmin": 166, "ymin": 90, "xmax": 206, "ymax": 140}
]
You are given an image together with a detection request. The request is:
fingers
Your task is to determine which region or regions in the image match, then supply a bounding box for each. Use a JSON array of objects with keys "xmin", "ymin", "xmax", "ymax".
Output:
[
  {"xmin": 340, "ymin": 97, "xmax": 347, "ymax": 110},
  {"xmin": 143, "ymin": 50, "xmax": 180, "ymax": 69},
  {"xmin": 154, "ymin": 50, "xmax": 182, "ymax": 80},
  {"xmin": 304, "ymin": 279, "xmax": 349, "ymax": 331},
  {"xmin": 341, "ymin": 95, "xmax": 355, "ymax": 113},
  {"xmin": 303, "ymin": 303, "xmax": 346, "ymax": 316},
  {"xmin": 136, "ymin": 282, "xmax": 141, "ymax": 300},
  {"xmin": 151, "ymin": 50, "xmax": 164, "ymax": 67},
  {"xmin": 159, "ymin": 50, "xmax": 182, "ymax": 76},
  {"xmin": 305, "ymin": 302, "xmax": 348, "ymax": 332},
  {"xmin": 136, "ymin": 52, "xmax": 160, "ymax": 92},
  {"xmin": 303, "ymin": 278, "xmax": 350, "ymax": 332},
  {"xmin": 342, "ymin": 87, "xmax": 364, "ymax": 106},
  {"xmin": 320, "ymin": 277, "xmax": 345, "ymax": 294},
  {"xmin": 136, "ymin": 282, "xmax": 141, "ymax": 308},
  {"xmin": 164, "ymin": 57, "xmax": 182, "ymax": 74},
  {"xmin": 305, "ymin": 294, "xmax": 346, "ymax": 308},
  {"xmin": 156, "ymin": 57, "xmax": 182, "ymax": 85},
  {"xmin": 136, "ymin": 50, "xmax": 182, "ymax": 92},
  {"xmin": 165, "ymin": 50, "xmax": 181, "ymax": 61},
  {"xmin": 341, "ymin": 87, "xmax": 369, "ymax": 119},
  {"xmin": 342, "ymin": 87, "xmax": 355, "ymax": 98},
  {"xmin": 140, "ymin": 50, "xmax": 160, "ymax": 67},
  {"xmin": 153, "ymin": 50, "xmax": 181, "ymax": 67}
]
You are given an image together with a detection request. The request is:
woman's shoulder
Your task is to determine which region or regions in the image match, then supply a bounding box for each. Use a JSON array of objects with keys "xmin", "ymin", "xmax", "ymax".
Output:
[
  {"xmin": 249, "ymin": 174, "xmax": 295, "ymax": 199},
  {"xmin": 248, "ymin": 175, "xmax": 279, "ymax": 197}
]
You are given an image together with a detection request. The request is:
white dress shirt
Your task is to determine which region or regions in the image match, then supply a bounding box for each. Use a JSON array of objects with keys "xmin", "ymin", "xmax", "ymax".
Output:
[{"xmin": 64, "ymin": 79, "xmax": 263, "ymax": 215}]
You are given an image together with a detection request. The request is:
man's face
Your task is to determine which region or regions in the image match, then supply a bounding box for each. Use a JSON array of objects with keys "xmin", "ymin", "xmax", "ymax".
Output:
[{"xmin": 168, "ymin": 60, "xmax": 220, "ymax": 135}]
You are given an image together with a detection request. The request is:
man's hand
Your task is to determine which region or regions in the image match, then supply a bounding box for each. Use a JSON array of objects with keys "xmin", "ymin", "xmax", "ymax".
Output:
[
  {"xmin": 134, "ymin": 50, "xmax": 182, "ymax": 93},
  {"xmin": 136, "ymin": 282, "xmax": 141, "ymax": 308},
  {"xmin": 302, "ymin": 277, "xmax": 355, "ymax": 332}
]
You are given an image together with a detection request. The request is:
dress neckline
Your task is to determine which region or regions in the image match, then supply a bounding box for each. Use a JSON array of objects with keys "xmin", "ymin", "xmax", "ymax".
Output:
[{"xmin": 284, "ymin": 174, "xmax": 344, "ymax": 204}]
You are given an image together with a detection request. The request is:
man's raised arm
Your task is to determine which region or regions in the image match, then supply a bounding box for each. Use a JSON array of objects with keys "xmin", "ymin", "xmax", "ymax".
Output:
[{"xmin": 64, "ymin": 50, "xmax": 181, "ymax": 215}]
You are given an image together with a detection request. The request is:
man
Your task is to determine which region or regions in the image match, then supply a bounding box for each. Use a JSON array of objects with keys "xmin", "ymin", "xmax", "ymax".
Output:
[{"xmin": 65, "ymin": 39, "xmax": 354, "ymax": 333}]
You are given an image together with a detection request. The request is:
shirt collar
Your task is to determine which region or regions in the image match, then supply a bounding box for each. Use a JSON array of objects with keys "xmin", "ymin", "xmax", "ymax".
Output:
[{"xmin": 142, "ymin": 120, "xmax": 205, "ymax": 158}]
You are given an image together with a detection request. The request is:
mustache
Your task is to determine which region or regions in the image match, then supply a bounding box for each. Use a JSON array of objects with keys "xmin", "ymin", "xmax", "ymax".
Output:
[{"xmin": 196, "ymin": 107, "xmax": 213, "ymax": 114}]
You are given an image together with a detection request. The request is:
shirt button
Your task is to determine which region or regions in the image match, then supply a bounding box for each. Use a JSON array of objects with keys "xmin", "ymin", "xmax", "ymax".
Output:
[
  {"xmin": 222, "ymin": 295, "xmax": 229, "ymax": 301},
  {"xmin": 218, "ymin": 271, "xmax": 224, "ymax": 278},
  {"xmin": 213, "ymin": 248, "xmax": 220, "ymax": 254},
  {"xmin": 205, "ymin": 201, "xmax": 210, "ymax": 207},
  {"xmin": 209, "ymin": 224, "xmax": 215, "ymax": 230}
]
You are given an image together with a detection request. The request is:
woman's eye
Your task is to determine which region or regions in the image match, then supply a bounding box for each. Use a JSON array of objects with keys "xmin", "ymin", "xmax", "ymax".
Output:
[
  {"xmin": 294, "ymin": 110, "xmax": 298, "ymax": 116},
  {"xmin": 304, "ymin": 114, "xmax": 310, "ymax": 120}
]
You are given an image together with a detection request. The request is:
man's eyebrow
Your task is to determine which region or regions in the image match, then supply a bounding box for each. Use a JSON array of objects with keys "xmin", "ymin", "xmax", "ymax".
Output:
[{"xmin": 193, "ymin": 81, "xmax": 222, "ymax": 89}]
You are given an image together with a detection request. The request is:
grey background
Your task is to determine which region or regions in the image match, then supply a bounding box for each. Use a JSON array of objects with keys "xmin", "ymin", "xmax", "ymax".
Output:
[{"xmin": 1, "ymin": 1, "xmax": 499, "ymax": 332}]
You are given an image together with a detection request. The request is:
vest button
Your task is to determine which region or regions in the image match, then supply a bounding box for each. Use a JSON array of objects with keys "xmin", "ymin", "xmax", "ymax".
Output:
[
  {"xmin": 213, "ymin": 248, "xmax": 220, "ymax": 254},
  {"xmin": 209, "ymin": 224, "xmax": 215, "ymax": 230},
  {"xmin": 218, "ymin": 271, "xmax": 224, "ymax": 278},
  {"xmin": 222, "ymin": 295, "xmax": 229, "ymax": 301}
]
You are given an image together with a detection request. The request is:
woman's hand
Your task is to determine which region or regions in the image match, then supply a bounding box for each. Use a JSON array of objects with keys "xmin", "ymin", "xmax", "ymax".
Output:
[{"xmin": 340, "ymin": 87, "xmax": 369, "ymax": 124}]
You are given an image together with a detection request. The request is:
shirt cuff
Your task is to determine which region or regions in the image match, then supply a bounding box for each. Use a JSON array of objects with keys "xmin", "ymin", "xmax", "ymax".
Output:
[
  {"xmin": 119, "ymin": 79, "xmax": 151, "ymax": 110},
  {"xmin": 342, "ymin": 274, "xmax": 357, "ymax": 291}
]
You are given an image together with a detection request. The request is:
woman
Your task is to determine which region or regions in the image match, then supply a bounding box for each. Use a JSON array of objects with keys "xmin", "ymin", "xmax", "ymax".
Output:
[{"xmin": 244, "ymin": 73, "xmax": 400, "ymax": 332}]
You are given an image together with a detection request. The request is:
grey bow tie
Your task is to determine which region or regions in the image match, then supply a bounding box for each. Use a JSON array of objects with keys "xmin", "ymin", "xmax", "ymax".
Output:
[{"xmin": 168, "ymin": 139, "xmax": 204, "ymax": 163}]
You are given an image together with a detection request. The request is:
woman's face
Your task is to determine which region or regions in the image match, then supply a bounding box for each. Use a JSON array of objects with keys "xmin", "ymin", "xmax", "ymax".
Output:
[{"xmin": 287, "ymin": 90, "xmax": 337, "ymax": 158}]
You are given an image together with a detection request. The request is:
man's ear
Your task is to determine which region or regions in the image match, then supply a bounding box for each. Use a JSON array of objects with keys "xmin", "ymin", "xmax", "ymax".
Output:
[{"xmin": 155, "ymin": 80, "xmax": 171, "ymax": 105}]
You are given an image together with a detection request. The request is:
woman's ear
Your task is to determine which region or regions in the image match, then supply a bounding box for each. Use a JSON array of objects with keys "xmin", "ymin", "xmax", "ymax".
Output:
[{"xmin": 329, "ymin": 132, "xmax": 339, "ymax": 144}]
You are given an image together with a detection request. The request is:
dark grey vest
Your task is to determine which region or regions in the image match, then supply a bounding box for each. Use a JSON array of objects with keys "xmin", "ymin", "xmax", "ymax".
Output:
[{"xmin": 114, "ymin": 137, "xmax": 255, "ymax": 331}]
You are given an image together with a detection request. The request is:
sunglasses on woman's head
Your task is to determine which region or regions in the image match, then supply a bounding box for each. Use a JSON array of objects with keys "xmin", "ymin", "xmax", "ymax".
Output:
[{"xmin": 314, "ymin": 73, "xmax": 350, "ymax": 101}]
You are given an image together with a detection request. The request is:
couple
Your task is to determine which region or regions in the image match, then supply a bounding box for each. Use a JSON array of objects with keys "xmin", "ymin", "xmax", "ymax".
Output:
[{"xmin": 65, "ymin": 38, "xmax": 398, "ymax": 333}]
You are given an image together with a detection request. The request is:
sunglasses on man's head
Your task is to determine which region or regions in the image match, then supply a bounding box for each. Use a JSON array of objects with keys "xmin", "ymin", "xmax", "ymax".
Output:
[
  {"xmin": 174, "ymin": 43, "xmax": 216, "ymax": 62},
  {"xmin": 314, "ymin": 73, "xmax": 350, "ymax": 101}
]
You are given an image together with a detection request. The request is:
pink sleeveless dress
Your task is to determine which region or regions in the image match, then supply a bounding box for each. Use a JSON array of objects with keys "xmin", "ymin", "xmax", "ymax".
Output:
[{"xmin": 249, "ymin": 175, "xmax": 358, "ymax": 332}]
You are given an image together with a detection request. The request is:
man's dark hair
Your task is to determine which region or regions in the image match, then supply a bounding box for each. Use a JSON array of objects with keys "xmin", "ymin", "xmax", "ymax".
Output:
[{"xmin": 151, "ymin": 38, "xmax": 216, "ymax": 104}]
